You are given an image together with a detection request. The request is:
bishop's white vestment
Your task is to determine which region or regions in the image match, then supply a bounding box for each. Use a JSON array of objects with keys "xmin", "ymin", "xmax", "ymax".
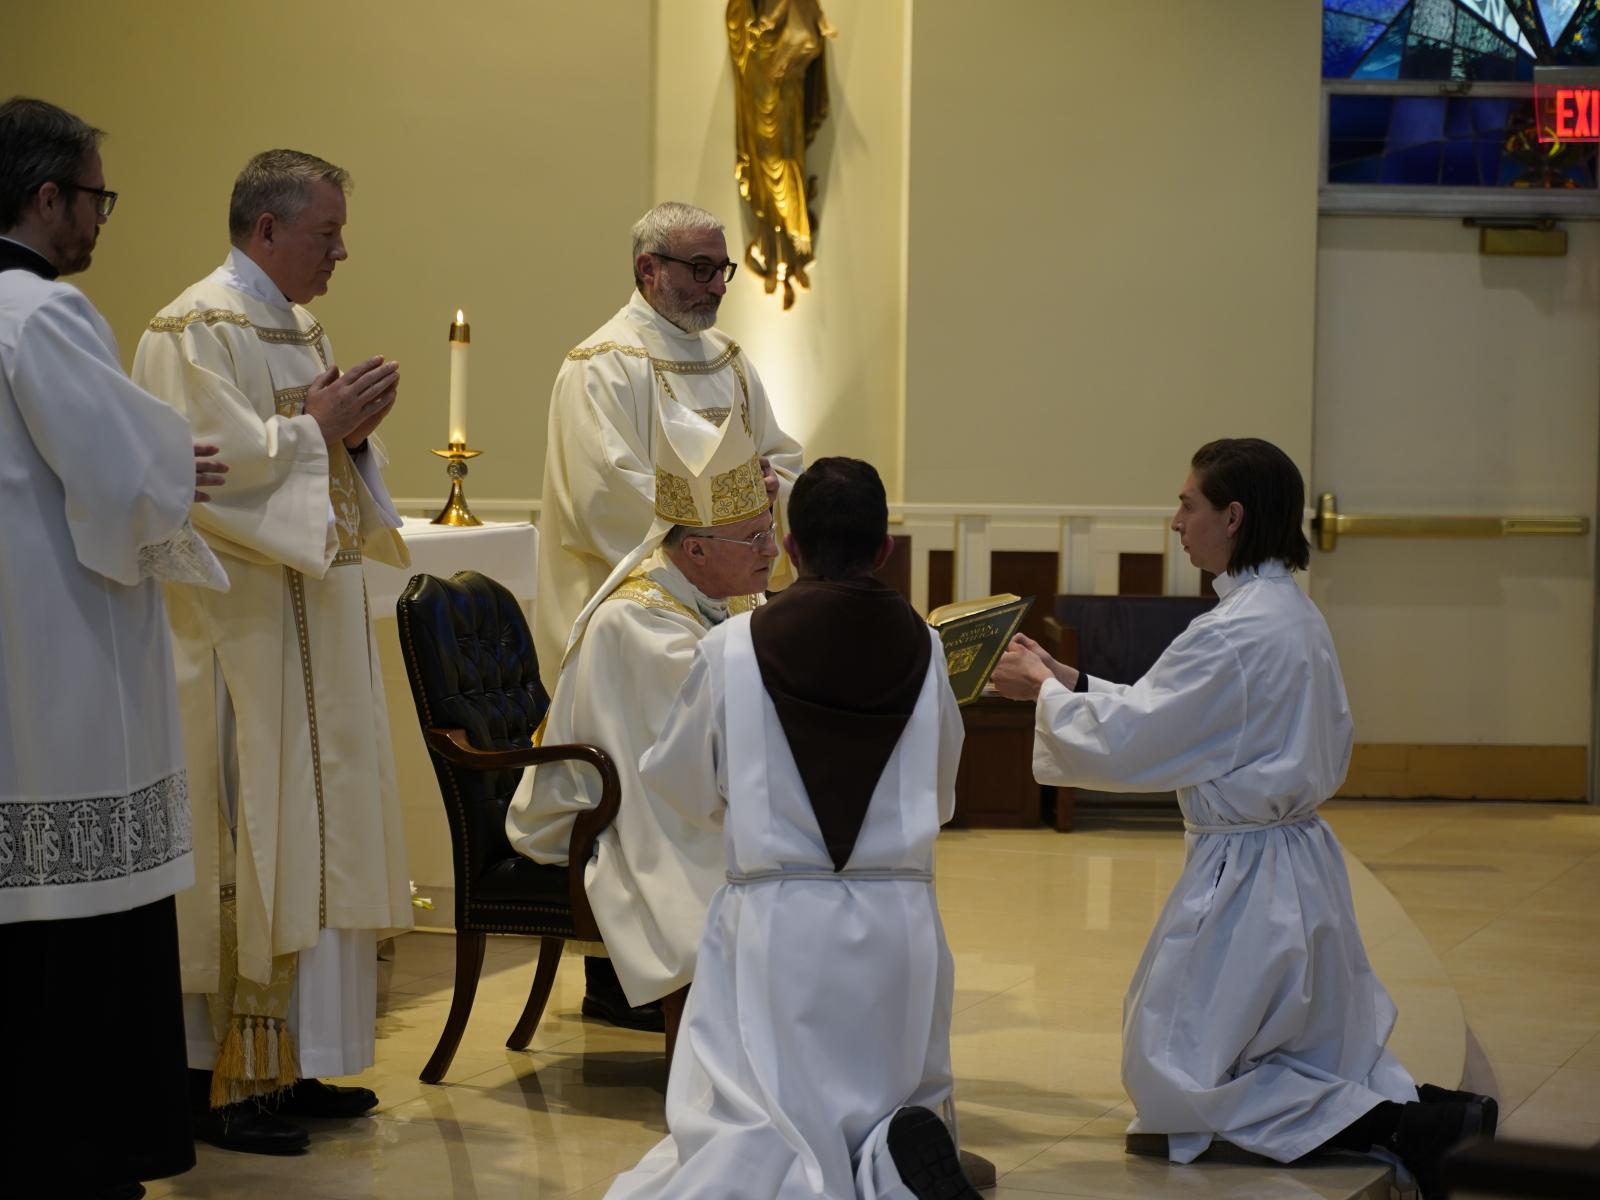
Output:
[
  {"xmin": 133, "ymin": 250, "xmax": 414, "ymax": 1079},
  {"xmin": 1031, "ymin": 561, "xmax": 1416, "ymax": 1163},
  {"xmin": 534, "ymin": 290, "xmax": 802, "ymax": 684},
  {"xmin": 606, "ymin": 617, "xmax": 964, "ymax": 1199},
  {"xmin": 506, "ymin": 549, "xmax": 727, "ymax": 1007}
]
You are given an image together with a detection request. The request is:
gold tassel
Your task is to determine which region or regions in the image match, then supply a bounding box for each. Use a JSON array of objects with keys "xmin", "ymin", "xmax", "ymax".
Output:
[
  {"xmin": 210, "ymin": 1019, "xmax": 247, "ymax": 1108},
  {"xmin": 276, "ymin": 1022, "xmax": 299, "ymax": 1087},
  {"xmin": 253, "ymin": 1018, "xmax": 270, "ymax": 1080}
]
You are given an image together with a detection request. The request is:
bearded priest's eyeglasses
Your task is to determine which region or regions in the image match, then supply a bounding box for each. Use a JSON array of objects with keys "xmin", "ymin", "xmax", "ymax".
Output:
[
  {"xmin": 71, "ymin": 183, "xmax": 118, "ymax": 218},
  {"xmin": 686, "ymin": 523, "xmax": 776, "ymax": 550},
  {"xmin": 651, "ymin": 252, "xmax": 737, "ymax": 284}
]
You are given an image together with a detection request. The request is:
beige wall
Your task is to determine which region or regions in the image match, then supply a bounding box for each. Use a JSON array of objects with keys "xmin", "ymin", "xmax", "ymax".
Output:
[
  {"xmin": 904, "ymin": 0, "xmax": 1322, "ymax": 504},
  {"xmin": 652, "ymin": 0, "xmax": 909, "ymax": 494},
  {"xmin": 0, "ymin": 0, "xmax": 654, "ymax": 501}
]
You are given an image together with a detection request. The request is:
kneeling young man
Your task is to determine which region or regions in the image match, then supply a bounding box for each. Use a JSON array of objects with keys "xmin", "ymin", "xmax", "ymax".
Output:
[{"xmin": 606, "ymin": 457, "xmax": 978, "ymax": 1200}]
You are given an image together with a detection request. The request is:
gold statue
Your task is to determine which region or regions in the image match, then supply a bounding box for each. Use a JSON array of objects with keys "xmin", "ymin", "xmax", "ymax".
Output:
[{"xmin": 726, "ymin": 0, "xmax": 835, "ymax": 309}]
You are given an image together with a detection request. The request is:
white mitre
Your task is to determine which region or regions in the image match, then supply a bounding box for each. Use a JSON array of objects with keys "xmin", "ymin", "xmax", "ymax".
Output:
[{"xmin": 557, "ymin": 383, "xmax": 769, "ymax": 667}]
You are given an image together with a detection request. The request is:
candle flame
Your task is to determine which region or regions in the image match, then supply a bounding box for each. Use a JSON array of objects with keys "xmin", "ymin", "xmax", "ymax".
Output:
[{"xmin": 455, "ymin": 309, "xmax": 465, "ymax": 325}]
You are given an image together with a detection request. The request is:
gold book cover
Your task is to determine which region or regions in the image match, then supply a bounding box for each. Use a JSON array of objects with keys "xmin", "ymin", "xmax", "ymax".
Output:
[{"xmin": 928, "ymin": 594, "xmax": 1034, "ymax": 705}]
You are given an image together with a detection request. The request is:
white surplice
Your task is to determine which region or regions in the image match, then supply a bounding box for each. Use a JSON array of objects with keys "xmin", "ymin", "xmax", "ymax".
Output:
[
  {"xmin": 506, "ymin": 550, "xmax": 728, "ymax": 1006},
  {"xmin": 0, "ymin": 259, "xmax": 197, "ymax": 923},
  {"xmin": 133, "ymin": 250, "xmax": 413, "ymax": 1074},
  {"xmin": 606, "ymin": 617, "xmax": 964, "ymax": 1200},
  {"xmin": 534, "ymin": 290, "xmax": 802, "ymax": 686},
  {"xmin": 1031, "ymin": 561, "xmax": 1416, "ymax": 1163}
]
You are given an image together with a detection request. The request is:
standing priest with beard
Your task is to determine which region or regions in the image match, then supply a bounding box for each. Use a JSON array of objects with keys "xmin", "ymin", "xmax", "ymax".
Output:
[{"xmin": 604, "ymin": 458, "xmax": 981, "ymax": 1200}]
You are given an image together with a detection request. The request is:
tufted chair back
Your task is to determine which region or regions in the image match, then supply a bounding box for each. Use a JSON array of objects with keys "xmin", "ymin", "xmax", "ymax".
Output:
[{"xmin": 398, "ymin": 570, "xmax": 547, "ymax": 923}]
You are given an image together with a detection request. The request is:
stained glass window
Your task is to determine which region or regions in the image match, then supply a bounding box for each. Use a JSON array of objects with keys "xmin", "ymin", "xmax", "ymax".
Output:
[
  {"xmin": 1322, "ymin": 0, "xmax": 1600, "ymax": 208},
  {"xmin": 1323, "ymin": 0, "xmax": 1600, "ymax": 82}
]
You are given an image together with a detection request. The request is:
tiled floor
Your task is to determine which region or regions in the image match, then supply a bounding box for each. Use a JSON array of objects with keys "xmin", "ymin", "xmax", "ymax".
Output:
[{"xmin": 146, "ymin": 801, "xmax": 1600, "ymax": 1199}]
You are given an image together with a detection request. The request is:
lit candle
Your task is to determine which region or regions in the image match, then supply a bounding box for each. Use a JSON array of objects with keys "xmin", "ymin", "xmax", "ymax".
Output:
[{"xmin": 448, "ymin": 309, "xmax": 470, "ymax": 448}]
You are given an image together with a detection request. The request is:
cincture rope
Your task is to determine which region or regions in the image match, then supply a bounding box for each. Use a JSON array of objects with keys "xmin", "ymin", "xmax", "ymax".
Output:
[
  {"xmin": 1182, "ymin": 814, "xmax": 1319, "ymax": 836},
  {"xmin": 725, "ymin": 867, "xmax": 934, "ymax": 885}
]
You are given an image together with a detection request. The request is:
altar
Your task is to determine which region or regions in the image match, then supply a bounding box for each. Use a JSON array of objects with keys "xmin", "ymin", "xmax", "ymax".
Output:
[{"xmin": 368, "ymin": 517, "xmax": 538, "ymax": 918}]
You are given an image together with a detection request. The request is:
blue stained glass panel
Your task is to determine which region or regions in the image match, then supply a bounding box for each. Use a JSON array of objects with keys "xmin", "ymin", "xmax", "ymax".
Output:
[
  {"xmin": 1325, "ymin": 12, "xmax": 1389, "ymax": 77},
  {"xmin": 1539, "ymin": 0, "xmax": 1582, "ymax": 42},
  {"xmin": 1329, "ymin": 95, "xmax": 1396, "ymax": 140},
  {"xmin": 1352, "ymin": 11, "xmax": 1409, "ymax": 77},
  {"xmin": 1441, "ymin": 139, "xmax": 1481, "ymax": 182},
  {"xmin": 1329, "ymin": 0, "xmax": 1410, "ymax": 20},
  {"xmin": 1381, "ymin": 142, "xmax": 1445, "ymax": 182},
  {"xmin": 1389, "ymin": 96, "xmax": 1448, "ymax": 146}
]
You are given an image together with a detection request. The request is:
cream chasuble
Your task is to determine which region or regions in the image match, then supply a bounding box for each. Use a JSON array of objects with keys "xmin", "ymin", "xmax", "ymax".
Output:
[
  {"xmin": 534, "ymin": 290, "xmax": 803, "ymax": 686},
  {"xmin": 133, "ymin": 251, "xmax": 414, "ymax": 999},
  {"xmin": 506, "ymin": 550, "xmax": 728, "ymax": 1008}
]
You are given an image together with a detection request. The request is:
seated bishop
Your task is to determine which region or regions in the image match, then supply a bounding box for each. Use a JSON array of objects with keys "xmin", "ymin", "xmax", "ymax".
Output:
[{"xmin": 506, "ymin": 382, "xmax": 778, "ymax": 1024}]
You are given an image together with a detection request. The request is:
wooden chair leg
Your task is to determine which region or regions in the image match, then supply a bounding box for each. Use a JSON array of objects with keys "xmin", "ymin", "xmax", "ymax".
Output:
[
  {"xmin": 507, "ymin": 936, "xmax": 563, "ymax": 1050},
  {"xmin": 661, "ymin": 984, "xmax": 689, "ymax": 1072},
  {"xmin": 420, "ymin": 930, "xmax": 487, "ymax": 1084},
  {"xmin": 1055, "ymin": 785, "xmax": 1077, "ymax": 833}
]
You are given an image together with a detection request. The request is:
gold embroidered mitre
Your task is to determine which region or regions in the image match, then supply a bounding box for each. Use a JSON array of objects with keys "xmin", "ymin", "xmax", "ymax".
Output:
[{"xmin": 653, "ymin": 385, "xmax": 768, "ymax": 527}]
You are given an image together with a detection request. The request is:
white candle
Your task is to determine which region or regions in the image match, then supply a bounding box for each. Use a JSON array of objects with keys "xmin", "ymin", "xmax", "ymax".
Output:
[{"xmin": 448, "ymin": 309, "xmax": 469, "ymax": 448}]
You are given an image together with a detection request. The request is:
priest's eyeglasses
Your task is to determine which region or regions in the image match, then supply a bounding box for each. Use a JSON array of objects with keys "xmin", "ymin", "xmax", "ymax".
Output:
[
  {"xmin": 70, "ymin": 183, "xmax": 118, "ymax": 218},
  {"xmin": 651, "ymin": 252, "xmax": 737, "ymax": 284},
  {"xmin": 686, "ymin": 522, "xmax": 776, "ymax": 550}
]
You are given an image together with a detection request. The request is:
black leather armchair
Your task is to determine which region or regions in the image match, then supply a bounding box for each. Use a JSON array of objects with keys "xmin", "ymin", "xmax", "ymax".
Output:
[{"xmin": 396, "ymin": 570, "xmax": 620, "ymax": 1084}]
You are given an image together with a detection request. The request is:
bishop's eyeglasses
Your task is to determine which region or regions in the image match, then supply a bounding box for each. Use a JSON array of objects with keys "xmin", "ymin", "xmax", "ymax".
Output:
[
  {"xmin": 686, "ymin": 522, "xmax": 776, "ymax": 550},
  {"xmin": 71, "ymin": 183, "xmax": 118, "ymax": 219},
  {"xmin": 651, "ymin": 252, "xmax": 737, "ymax": 284}
]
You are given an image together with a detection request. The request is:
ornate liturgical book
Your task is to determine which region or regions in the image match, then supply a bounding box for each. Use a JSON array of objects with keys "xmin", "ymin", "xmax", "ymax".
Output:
[{"xmin": 929, "ymin": 594, "xmax": 1033, "ymax": 705}]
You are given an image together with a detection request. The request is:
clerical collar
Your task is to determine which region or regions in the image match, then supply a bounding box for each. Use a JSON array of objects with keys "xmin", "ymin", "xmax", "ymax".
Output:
[
  {"xmin": 0, "ymin": 235, "xmax": 59, "ymax": 280},
  {"xmin": 627, "ymin": 288, "xmax": 706, "ymax": 347},
  {"xmin": 1212, "ymin": 559, "xmax": 1292, "ymax": 600},
  {"xmin": 646, "ymin": 549, "xmax": 730, "ymax": 626},
  {"xmin": 218, "ymin": 246, "xmax": 295, "ymax": 312}
]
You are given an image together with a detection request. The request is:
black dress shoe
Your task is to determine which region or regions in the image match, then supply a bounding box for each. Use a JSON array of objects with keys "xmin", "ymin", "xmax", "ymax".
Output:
[
  {"xmin": 1419, "ymin": 1082, "xmax": 1499, "ymax": 1137},
  {"xmin": 581, "ymin": 991, "xmax": 666, "ymax": 1033},
  {"xmin": 192, "ymin": 1102, "xmax": 310, "ymax": 1155},
  {"xmin": 271, "ymin": 1077, "xmax": 379, "ymax": 1119},
  {"xmin": 888, "ymin": 1106, "xmax": 980, "ymax": 1200},
  {"xmin": 1395, "ymin": 1099, "xmax": 1488, "ymax": 1200}
]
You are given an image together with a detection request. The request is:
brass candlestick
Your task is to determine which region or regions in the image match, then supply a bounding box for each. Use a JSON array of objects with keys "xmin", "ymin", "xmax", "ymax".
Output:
[{"xmin": 429, "ymin": 443, "xmax": 483, "ymax": 526}]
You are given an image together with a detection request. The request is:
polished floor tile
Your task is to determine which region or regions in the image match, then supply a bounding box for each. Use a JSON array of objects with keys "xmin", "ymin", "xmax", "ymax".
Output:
[{"xmin": 148, "ymin": 800, "xmax": 1600, "ymax": 1199}]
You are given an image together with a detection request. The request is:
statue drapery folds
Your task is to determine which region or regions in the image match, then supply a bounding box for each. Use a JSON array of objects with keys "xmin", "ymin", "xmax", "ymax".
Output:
[{"xmin": 726, "ymin": 0, "xmax": 835, "ymax": 309}]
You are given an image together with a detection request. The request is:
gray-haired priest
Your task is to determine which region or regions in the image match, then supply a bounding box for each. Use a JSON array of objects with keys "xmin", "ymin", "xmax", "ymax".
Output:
[
  {"xmin": 0, "ymin": 96, "xmax": 228, "ymax": 1199},
  {"xmin": 534, "ymin": 200, "xmax": 804, "ymax": 693},
  {"xmin": 507, "ymin": 380, "xmax": 779, "ymax": 1032},
  {"xmin": 132, "ymin": 150, "xmax": 414, "ymax": 1155}
]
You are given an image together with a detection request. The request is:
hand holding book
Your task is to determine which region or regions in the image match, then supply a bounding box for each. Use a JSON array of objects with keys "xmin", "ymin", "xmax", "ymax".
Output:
[{"xmin": 990, "ymin": 632, "xmax": 1076, "ymax": 702}]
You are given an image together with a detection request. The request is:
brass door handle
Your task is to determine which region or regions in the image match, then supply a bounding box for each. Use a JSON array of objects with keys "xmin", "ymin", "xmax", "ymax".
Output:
[{"xmin": 1313, "ymin": 492, "xmax": 1590, "ymax": 552}]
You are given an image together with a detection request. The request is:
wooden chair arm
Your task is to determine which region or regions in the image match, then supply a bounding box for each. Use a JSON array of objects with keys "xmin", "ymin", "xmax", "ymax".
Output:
[{"xmin": 422, "ymin": 726, "xmax": 621, "ymax": 943}]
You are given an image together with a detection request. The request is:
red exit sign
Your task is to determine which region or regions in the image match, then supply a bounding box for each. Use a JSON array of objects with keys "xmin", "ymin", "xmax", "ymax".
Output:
[{"xmin": 1535, "ymin": 85, "xmax": 1600, "ymax": 142}]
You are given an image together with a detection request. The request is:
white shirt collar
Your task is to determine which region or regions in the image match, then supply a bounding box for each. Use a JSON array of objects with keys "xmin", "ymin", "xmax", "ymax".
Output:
[
  {"xmin": 627, "ymin": 288, "xmax": 704, "ymax": 348},
  {"xmin": 1212, "ymin": 558, "xmax": 1292, "ymax": 599},
  {"xmin": 219, "ymin": 246, "xmax": 294, "ymax": 312}
]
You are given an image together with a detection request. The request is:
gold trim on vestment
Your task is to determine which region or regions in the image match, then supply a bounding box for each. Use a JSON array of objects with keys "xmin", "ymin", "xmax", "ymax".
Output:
[
  {"xmin": 566, "ymin": 340, "xmax": 650, "ymax": 361},
  {"xmin": 697, "ymin": 407, "xmax": 732, "ymax": 428},
  {"xmin": 730, "ymin": 359, "xmax": 751, "ymax": 425},
  {"xmin": 146, "ymin": 309, "xmax": 325, "ymax": 362},
  {"xmin": 273, "ymin": 386, "xmax": 309, "ymax": 409},
  {"xmin": 728, "ymin": 593, "xmax": 760, "ymax": 615},
  {"xmin": 286, "ymin": 569, "xmax": 328, "ymax": 926},
  {"xmin": 652, "ymin": 343, "xmax": 741, "ymax": 375},
  {"xmin": 607, "ymin": 569, "xmax": 707, "ymax": 628},
  {"xmin": 332, "ymin": 548, "xmax": 363, "ymax": 567}
]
